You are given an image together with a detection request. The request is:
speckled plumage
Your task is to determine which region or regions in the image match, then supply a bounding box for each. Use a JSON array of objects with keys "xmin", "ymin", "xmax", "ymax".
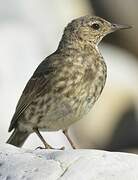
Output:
[{"xmin": 7, "ymin": 15, "xmax": 131, "ymax": 148}]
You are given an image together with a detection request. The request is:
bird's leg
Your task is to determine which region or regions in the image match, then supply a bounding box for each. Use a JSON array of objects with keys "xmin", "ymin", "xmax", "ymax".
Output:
[
  {"xmin": 34, "ymin": 128, "xmax": 65, "ymax": 150},
  {"xmin": 34, "ymin": 128, "xmax": 53, "ymax": 149},
  {"xmin": 63, "ymin": 129, "xmax": 76, "ymax": 149}
]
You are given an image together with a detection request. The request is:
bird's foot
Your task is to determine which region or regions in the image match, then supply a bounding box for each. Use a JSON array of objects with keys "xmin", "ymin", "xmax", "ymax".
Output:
[
  {"xmin": 58, "ymin": 146, "xmax": 65, "ymax": 150},
  {"xmin": 35, "ymin": 146, "xmax": 65, "ymax": 150},
  {"xmin": 35, "ymin": 146, "xmax": 45, "ymax": 150}
]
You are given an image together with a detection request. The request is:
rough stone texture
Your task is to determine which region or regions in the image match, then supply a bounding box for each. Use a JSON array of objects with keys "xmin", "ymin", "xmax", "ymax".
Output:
[{"xmin": 0, "ymin": 144, "xmax": 138, "ymax": 180}]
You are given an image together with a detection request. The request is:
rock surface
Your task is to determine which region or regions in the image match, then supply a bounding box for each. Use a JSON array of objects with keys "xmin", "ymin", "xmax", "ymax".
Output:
[{"xmin": 0, "ymin": 144, "xmax": 138, "ymax": 180}]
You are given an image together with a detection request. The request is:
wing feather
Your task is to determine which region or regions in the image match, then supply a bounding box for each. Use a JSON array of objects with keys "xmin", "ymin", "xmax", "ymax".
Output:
[{"xmin": 8, "ymin": 58, "xmax": 54, "ymax": 132}]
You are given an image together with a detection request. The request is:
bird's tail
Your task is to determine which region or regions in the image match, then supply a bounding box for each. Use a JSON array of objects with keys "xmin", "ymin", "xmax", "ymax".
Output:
[{"xmin": 6, "ymin": 129, "xmax": 30, "ymax": 147}]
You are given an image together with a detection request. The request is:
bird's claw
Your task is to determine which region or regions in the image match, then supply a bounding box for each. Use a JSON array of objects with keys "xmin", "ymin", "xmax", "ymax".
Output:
[{"xmin": 35, "ymin": 146, "xmax": 65, "ymax": 150}]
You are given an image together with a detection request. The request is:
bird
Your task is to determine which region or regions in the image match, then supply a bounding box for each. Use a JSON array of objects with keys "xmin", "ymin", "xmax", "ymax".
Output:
[{"xmin": 6, "ymin": 15, "xmax": 131, "ymax": 149}]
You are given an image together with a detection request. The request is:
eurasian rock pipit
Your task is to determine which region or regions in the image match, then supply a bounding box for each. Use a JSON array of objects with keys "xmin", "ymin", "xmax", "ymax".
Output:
[{"xmin": 7, "ymin": 16, "xmax": 131, "ymax": 149}]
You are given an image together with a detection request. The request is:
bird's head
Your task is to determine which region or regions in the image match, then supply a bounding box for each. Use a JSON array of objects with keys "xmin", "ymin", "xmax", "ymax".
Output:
[{"xmin": 61, "ymin": 16, "xmax": 131, "ymax": 48}]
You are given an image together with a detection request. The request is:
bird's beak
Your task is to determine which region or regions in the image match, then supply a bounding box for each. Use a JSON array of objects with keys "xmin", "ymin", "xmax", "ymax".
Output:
[{"xmin": 111, "ymin": 23, "xmax": 132, "ymax": 31}]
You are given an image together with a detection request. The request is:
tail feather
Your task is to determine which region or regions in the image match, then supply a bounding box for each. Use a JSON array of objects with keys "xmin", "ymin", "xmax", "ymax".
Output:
[{"xmin": 6, "ymin": 129, "xmax": 30, "ymax": 147}]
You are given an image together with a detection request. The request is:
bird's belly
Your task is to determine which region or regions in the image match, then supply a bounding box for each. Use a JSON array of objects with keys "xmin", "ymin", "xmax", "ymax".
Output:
[
  {"xmin": 23, "ymin": 95, "xmax": 78, "ymax": 131},
  {"xmin": 38, "ymin": 102, "xmax": 76, "ymax": 131},
  {"xmin": 22, "ymin": 71, "xmax": 106, "ymax": 131},
  {"xmin": 75, "ymin": 83, "xmax": 104, "ymax": 118}
]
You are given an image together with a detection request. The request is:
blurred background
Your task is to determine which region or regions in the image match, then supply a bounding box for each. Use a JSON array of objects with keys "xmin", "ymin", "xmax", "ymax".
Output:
[{"xmin": 0, "ymin": 0, "xmax": 138, "ymax": 153}]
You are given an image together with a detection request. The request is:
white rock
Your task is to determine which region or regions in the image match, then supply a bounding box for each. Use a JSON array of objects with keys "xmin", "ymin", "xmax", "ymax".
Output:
[{"xmin": 0, "ymin": 144, "xmax": 138, "ymax": 180}]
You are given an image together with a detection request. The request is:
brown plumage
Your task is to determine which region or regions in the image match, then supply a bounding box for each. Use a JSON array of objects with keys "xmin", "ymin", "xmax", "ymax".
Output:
[{"xmin": 7, "ymin": 16, "xmax": 131, "ymax": 148}]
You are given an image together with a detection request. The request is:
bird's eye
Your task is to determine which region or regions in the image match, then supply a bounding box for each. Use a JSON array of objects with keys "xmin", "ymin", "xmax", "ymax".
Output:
[{"xmin": 91, "ymin": 23, "xmax": 100, "ymax": 30}]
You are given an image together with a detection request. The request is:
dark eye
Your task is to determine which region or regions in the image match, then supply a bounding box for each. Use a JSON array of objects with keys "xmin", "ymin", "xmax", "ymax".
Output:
[{"xmin": 91, "ymin": 23, "xmax": 100, "ymax": 30}]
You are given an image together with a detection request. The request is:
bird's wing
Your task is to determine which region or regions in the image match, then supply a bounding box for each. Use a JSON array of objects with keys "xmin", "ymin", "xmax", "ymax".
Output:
[{"xmin": 8, "ymin": 57, "xmax": 55, "ymax": 132}]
